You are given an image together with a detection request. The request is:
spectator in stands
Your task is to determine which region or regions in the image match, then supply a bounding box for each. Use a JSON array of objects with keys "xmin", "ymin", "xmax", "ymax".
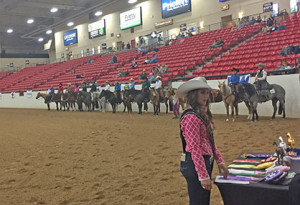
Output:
[
  {"xmin": 142, "ymin": 57, "xmax": 150, "ymax": 65},
  {"xmin": 160, "ymin": 64, "xmax": 168, "ymax": 73},
  {"xmin": 125, "ymin": 69, "xmax": 129, "ymax": 77},
  {"xmin": 75, "ymin": 83, "xmax": 80, "ymax": 92},
  {"xmin": 121, "ymin": 42, "xmax": 125, "ymax": 50},
  {"xmin": 71, "ymin": 67, "xmax": 75, "ymax": 74},
  {"xmin": 153, "ymin": 46, "xmax": 159, "ymax": 52},
  {"xmin": 267, "ymin": 14, "xmax": 274, "ymax": 27},
  {"xmin": 127, "ymin": 42, "xmax": 131, "ymax": 49},
  {"xmin": 158, "ymin": 34, "xmax": 162, "ymax": 43},
  {"xmin": 290, "ymin": 44, "xmax": 300, "ymax": 54},
  {"xmin": 269, "ymin": 24, "xmax": 278, "ymax": 33},
  {"xmin": 131, "ymin": 58, "xmax": 137, "ymax": 69},
  {"xmin": 262, "ymin": 15, "xmax": 268, "ymax": 22},
  {"xmin": 149, "ymin": 73, "xmax": 156, "ymax": 83},
  {"xmin": 129, "ymin": 78, "xmax": 135, "ymax": 90},
  {"xmin": 104, "ymin": 81, "xmax": 111, "ymax": 90},
  {"xmin": 76, "ymin": 73, "xmax": 84, "ymax": 78},
  {"xmin": 280, "ymin": 44, "xmax": 291, "ymax": 56},
  {"xmin": 117, "ymin": 70, "xmax": 125, "ymax": 78},
  {"xmin": 209, "ymin": 39, "xmax": 218, "ymax": 49},
  {"xmin": 228, "ymin": 68, "xmax": 240, "ymax": 101},
  {"xmin": 279, "ymin": 60, "xmax": 292, "ymax": 70},
  {"xmin": 88, "ymin": 58, "xmax": 94, "ymax": 63},
  {"xmin": 293, "ymin": 58, "xmax": 300, "ymax": 72},
  {"xmin": 155, "ymin": 76, "xmax": 163, "ymax": 101},
  {"xmin": 217, "ymin": 38, "xmax": 224, "ymax": 47},
  {"xmin": 139, "ymin": 69, "xmax": 147, "ymax": 80},
  {"xmin": 58, "ymin": 83, "xmax": 64, "ymax": 94},
  {"xmin": 256, "ymin": 16, "xmax": 262, "ymax": 23},
  {"xmin": 231, "ymin": 22, "xmax": 237, "ymax": 31},
  {"xmin": 187, "ymin": 30, "xmax": 193, "ymax": 37},
  {"xmin": 150, "ymin": 54, "xmax": 158, "ymax": 63},
  {"xmin": 249, "ymin": 17, "xmax": 256, "ymax": 25},
  {"xmin": 113, "ymin": 55, "xmax": 118, "ymax": 63}
]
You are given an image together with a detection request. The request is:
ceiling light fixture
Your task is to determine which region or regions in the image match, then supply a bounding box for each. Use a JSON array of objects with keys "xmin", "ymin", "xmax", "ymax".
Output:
[
  {"xmin": 27, "ymin": 19, "xmax": 34, "ymax": 24},
  {"xmin": 67, "ymin": 22, "xmax": 74, "ymax": 27},
  {"xmin": 38, "ymin": 38, "xmax": 44, "ymax": 42},
  {"xmin": 50, "ymin": 7, "xmax": 58, "ymax": 13},
  {"xmin": 95, "ymin": 11, "xmax": 103, "ymax": 16},
  {"xmin": 46, "ymin": 30, "xmax": 52, "ymax": 34},
  {"xmin": 128, "ymin": 0, "xmax": 137, "ymax": 3},
  {"xmin": 7, "ymin": 29, "xmax": 13, "ymax": 33}
]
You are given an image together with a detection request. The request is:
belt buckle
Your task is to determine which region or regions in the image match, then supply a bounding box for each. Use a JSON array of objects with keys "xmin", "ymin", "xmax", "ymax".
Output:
[{"xmin": 181, "ymin": 153, "xmax": 186, "ymax": 162}]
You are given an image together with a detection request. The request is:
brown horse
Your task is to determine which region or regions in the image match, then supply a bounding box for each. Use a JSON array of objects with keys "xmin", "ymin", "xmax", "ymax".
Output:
[
  {"xmin": 218, "ymin": 81, "xmax": 252, "ymax": 121},
  {"xmin": 165, "ymin": 87, "xmax": 186, "ymax": 111},
  {"xmin": 150, "ymin": 88, "xmax": 160, "ymax": 115},
  {"xmin": 36, "ymin": 92, "xmax": 51, "ymax": 110},
  {"xmin": 210, "ymin": 89, "xmax": 223, "ymax": 103}
]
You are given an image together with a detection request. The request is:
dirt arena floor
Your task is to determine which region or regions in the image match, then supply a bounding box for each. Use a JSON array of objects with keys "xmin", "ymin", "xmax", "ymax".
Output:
[{"xmin": 0, "ymin": 108, "xmax": 299, "ymax": 205}]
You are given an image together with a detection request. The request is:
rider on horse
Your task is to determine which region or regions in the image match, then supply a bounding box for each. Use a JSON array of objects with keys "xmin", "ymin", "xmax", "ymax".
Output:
[
  {"xmin": 155, "ymin": 76, "xmax": 163, "ymax": 101},
  {"xmin": 114, "ymin": 81, "xmax": 122, "ymax": 104},
  {"xmin": 255, "ymin": 63, "xmax": 270, "ymax": 100},
  {"xmin": 142, "ymin": 78, "xmax": 151, "ymax": 102},
  {"xmin": 90, "ymin": 81, "xmax": 97, "ymax": 92},
  {"xmin": 229, "ymin": 68, "xmax": 240, "ymax": 104},
  {"xmin": 129, "ymin": 78, "xmax": 135, "ymax": 90}
]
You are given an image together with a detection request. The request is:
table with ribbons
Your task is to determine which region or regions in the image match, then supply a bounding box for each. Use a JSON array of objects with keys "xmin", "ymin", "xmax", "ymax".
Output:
[{"xmin": 214, "ymin": 149, "xmax": 300, "ymax": 205}]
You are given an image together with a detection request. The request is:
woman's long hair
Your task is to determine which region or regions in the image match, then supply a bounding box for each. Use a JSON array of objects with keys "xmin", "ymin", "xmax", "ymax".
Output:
[{"xmin": 186, "ymin": 89, "xmax": 213, "ymax": 129}]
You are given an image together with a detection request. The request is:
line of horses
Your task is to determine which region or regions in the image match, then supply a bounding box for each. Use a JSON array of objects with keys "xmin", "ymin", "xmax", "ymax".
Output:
[
  {"xmin": 35, "ymin": 87, "xmax": 223, "ymax": 115},
  {"xmin": 36, "ymin": 81, "xmax": 285, "ymax": 121}
]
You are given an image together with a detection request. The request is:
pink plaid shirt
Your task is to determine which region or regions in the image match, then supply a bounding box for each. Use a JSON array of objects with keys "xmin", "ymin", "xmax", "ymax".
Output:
[{"xmin": 181, "ymin": 114, "xmax": 224, "ymax": 181}]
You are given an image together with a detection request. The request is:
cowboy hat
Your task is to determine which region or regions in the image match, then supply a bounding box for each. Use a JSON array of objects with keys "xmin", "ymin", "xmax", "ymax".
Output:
[
  {"xmin": 177, "ymin": 77, "xmax": 211, "ymax": 97},
  {"xmin": 232, "ymin": 68, "xmax": 239, "ymax": 72},
  {"xmin": 156, "ymin": 76, "xmax": 161, "ymax": 79},
  {"xmin": 257, "ymin": 63, "xmax": 265, "ymax": 68},
  {"xmin": 130, "ymin": 78, "xmax": 134, "ymax": 81}
]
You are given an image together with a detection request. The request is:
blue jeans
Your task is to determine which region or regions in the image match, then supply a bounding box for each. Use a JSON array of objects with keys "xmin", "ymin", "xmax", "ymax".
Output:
[{"xmin": 180, "ymin": 152, "xmax": 213, "ymax": 205}]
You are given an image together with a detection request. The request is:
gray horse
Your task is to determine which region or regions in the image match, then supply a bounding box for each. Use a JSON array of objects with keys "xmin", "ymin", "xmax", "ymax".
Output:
[
  {"xmin": 77, "ymin": 91, "xmax": 92, "ymax": 111},
  {"xmin": 238, "ymin": 83, "xmax": 286, "ymax": 121}
]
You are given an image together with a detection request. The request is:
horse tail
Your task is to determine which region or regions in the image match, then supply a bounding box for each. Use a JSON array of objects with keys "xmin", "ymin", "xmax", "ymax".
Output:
[{"xmin": 278, "ymin": 102, "xmax": 283, "ymax": 115}]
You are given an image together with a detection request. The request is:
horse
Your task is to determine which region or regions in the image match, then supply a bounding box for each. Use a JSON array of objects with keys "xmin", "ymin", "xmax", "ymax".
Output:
[
  {"xmin": 66, "ymin": 90, "xmax": 77, "ymax": 111},
  {"xmin": 122, "ymin": 89, "xmax": 150, "ymax": 114},
  {"xmin": 273, "ymin": 140, "xmax": 285, "ymax": 165},
  {"xmin": 150, "ymin": 88, "xmax": 160, "ymax": 115},
  {"xmin": 36, "ymin": 92, "xmax": 51, "ymax": 111},
  {"xmin": 165, "ymin": 87, "xmax": 186, "ymax": 111},
  {"xmin": 218, "ymin": 81, "xmax": 252, "ymax": 121},
  {"xmin": 238, "ymin": 83, "xmax": 286, "ymax": 121},
  {"xmin": 90, "ymin": 91, "xmax": 102, "ymax": 111},
  {"xmin": 210, "ymin": 89, "xmax": 223, "ymax": 103},
  {"xmin": 99, "ymin": 90, "xmax": 117, "ymax": 113},
  {"xmin": 77, "ymin": 91, "xmax": 92, "ymax": 111},
  {"xmin": 60, "ymin": 93, "xmax": 69, "ymax": 111}
]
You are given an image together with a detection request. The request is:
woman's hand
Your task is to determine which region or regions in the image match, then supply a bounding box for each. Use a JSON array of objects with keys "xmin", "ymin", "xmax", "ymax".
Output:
[
  {"xmin": 201, "ymin": 179, "xmax": 212, "ymax": 190},
  {"xmin": 218, "ymin": 164, "xmax": 229, "ymax": 179}
]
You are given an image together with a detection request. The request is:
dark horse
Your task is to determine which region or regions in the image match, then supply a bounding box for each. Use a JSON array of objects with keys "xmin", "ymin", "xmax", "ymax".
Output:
[
  {"xmin": 238, "ymin": 83, "xmax": 286, "ymax": 121},
  {"xmin": 77, "ymin": 91, "xmax": 92, "ymax": 111},
  {"xmin": 99, "ymin": 90, "xmax": 117, "ymax": 113},
  {"xmin": 123, "ymin": 89, "xmax": 150, "ymax": 114}
]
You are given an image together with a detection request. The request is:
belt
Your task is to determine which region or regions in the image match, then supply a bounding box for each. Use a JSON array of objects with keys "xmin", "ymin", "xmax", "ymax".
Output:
[{"xmin": 181, "ymin": 153, "xmax": 214, "ymax": 164}]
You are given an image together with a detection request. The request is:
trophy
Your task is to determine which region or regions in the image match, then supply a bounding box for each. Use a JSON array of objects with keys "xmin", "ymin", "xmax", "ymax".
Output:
[{"xmin": 286, "ymin": 133, "xmax": 296, "ymax": 156}]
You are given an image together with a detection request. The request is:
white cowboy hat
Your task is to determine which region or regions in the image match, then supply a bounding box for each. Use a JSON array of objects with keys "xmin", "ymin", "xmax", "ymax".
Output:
[
  {"xmin": 130, "ymin": 78, "xmax": 134, "ymax": 81},
  {"xmin": 177, "ymin": 77, "xmax": 211, "ymax": 97},
  {"xmin": 156, "ymin": 76, "xmax": 161, "ymax": 79}
]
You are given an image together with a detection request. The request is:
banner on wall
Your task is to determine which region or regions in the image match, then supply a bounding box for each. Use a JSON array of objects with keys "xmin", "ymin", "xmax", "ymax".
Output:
[
  {"xmin": 63, "ymin": 29, "xmax": 78, "ymax": 46},
  {"xmin": 161, "ymin": 0, "xmax": 191, "ymax": 18},
  {"xmin": 88, "ymin": 19, "xmax": 106, "ymax": 39},
  {"xmin": 120, "ymin": 7, "xmax": 142, "ymax": 30},
  {"xmin": 290, "ymin": 0, "xmax": 300, "ymax": 13},
  {"xmin": 155, "ymin": 19, "xmax": 173, "ymax": 29},
  {"xmin": 263, "ymin": 2, "xmax": 273, "ymax": 13},
  {"xmin": 180, "ymin": 23, "xmax": 187, "ymax": 31}
]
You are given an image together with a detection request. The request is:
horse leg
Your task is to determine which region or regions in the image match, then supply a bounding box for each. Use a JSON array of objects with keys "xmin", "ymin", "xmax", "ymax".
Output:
[
  {"xmin": 56, "ymin": 102, "xmax": 59, "ymax": 111},
  {"xmin": 231, "ymin": 103, "xmax": 235, "ymax": 122},
  {"xmin": 271, "ymin": 99, "xmax": 278, "ymax": 119},
  {"xmin": 245, "ymin": 101, "xmax": 252, "ymax": 120},
  {"xmin": 225, "ymin": 104, "xmax": 229, "ymax": 122},
  {"xmin": 138, "ymin": 102, "xmax": 142, "ymax": 114},
  {"xmin": 279, "ymin": 99, "xmax": 286, "ymax": 119},
  {"xmin": 47, "ymin": 103, "xmax": 50, "ymax": 111},
  {"xmin": 165, "ymin": 100, "xmax": 168, "ymax": 114}
]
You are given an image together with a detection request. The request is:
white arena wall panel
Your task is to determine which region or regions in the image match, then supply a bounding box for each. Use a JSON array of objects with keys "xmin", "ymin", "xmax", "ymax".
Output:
[{"xmin": 0, "ymin": 74, "xmax": 299, "ymax": 118}]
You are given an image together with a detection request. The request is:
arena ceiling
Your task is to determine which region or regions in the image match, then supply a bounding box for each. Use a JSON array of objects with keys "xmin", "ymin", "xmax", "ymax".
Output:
[{"xmin": 0, "ymin": 0, "xmax": 144, "ymax": 54}]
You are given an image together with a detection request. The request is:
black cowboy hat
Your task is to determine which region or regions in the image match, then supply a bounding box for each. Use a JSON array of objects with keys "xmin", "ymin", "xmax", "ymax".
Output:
[{"xmin": 232, "ymin": 68, "xmax": 239, "ymax": 72}]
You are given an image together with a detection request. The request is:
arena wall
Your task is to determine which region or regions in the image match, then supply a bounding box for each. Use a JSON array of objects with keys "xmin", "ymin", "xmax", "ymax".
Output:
[
  {"xmin": 0, "ymin": 74, "xmax": 299, "ymax": 119},
  {"xmin": 53, "ymin": 0, "xmax": 291, "ymax": 60}
]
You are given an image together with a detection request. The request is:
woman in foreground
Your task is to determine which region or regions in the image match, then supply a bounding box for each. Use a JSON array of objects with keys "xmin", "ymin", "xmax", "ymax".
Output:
[{"xmin": 177, "ymin": 77, "xmax": 229, "ymax": 205}]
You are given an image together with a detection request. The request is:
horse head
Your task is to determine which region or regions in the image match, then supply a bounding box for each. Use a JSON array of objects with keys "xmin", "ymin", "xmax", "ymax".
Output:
[
  {"xmin": 218, "ymin": 81, "xmax": 227, "ymax": 94},
  {"xmin": 36, "ymin": 92, "xmax": 41, "ymax": 99}
]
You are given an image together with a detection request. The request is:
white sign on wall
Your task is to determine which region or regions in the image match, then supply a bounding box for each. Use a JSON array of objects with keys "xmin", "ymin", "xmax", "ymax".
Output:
[
  {"xmin": 120, "ymin": 7, "xmax": 142, "ymax": 30},
  {"xmin": 88, "ymin": 19, "xmax": 106, "ymax": 39}
]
